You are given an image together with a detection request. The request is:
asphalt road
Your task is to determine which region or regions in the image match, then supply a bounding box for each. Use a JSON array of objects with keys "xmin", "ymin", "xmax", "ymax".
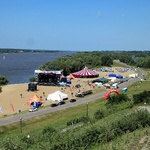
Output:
[{"xmin": 0, "ymin": 66, "xmax": 146, "ymax": 126}]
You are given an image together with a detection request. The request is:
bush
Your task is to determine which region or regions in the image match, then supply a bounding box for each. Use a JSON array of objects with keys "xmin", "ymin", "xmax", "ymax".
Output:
[
  {"xmin": 94, "ymin": 110, "xmax": 105, "ymax": 120},
  {"xmin": 107, "ymin": 93, "xmax": 130, "ymax": 105},
  {"xmin": 67, "ymin": 116, "xmax": 90, "ymax": 126},
  {"xmin": 133, "ymin": 90, "xmax": 150, "ymax": 104},
  {"xmin": 0, "ymin": 86, "xmax": 2, "ymax": 92},
  {"xmin": 42, "ymin": 126, "xmax": 56, "ymax": 135},
  {"xmin": 111, "ymin": 109, "xmax": 150, "ymax": 134},
  {"xmin": 0, "ymin": 75, "xmax": 9, "ymax": 85},
  {"xmin": 29, "ymin": 77, "xmax": 37, "ymax": 82}
]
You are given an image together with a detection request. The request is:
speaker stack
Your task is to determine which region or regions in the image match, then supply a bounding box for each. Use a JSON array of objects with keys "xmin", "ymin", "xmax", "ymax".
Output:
[{"xmin": 28, "ymin": 83, "xmax": 37, "ymax": 91}]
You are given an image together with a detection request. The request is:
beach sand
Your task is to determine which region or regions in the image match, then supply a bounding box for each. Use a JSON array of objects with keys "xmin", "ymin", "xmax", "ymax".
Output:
[{"xmin": 0, "ymin": 67, "xmax": 136, "ymax": 117}]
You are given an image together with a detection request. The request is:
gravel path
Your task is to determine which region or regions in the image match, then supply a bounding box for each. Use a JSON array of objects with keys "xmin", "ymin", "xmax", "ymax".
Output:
[{"xmin": 0, "ymin": 65, "xmax": 146, "ymax": 126}]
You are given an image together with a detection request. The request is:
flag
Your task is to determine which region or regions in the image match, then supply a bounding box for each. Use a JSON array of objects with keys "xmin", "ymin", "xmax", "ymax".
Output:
[{"xmin": 10, "ymin": 104, "xmax": 15, "ymax": 112}]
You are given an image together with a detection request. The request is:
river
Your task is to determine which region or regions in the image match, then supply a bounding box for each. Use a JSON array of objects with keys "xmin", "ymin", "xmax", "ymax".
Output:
[{"xmin": 0, "ymin": 51, "xmax": 76, "ymax": 84}]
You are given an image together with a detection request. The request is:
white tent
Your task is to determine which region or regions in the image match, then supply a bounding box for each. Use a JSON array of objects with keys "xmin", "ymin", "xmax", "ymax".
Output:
[
  {"xmin": 108, "ymin": 77, "xmax": 117, "ymax": 82},
  {"xmin": 47, "ymin": 91, "xmax": 68, "ymax": 102},
  {"xmin": 129, "ymin": 73, "xmax": 138, "ymax": 78}
]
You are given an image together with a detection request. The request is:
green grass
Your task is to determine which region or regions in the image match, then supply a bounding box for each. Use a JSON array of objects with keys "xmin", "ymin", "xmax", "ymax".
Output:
[
  {"xmin": 92, "ymin": 127, "xmax": 150, "ymax": 150},
  {"xmin": 112, "ymin": 61, "xmax": 128, "ymax": 67},
  {"xmin": 0, "ymin": 97, "xmax": 106, "ymax": 138},
  {"xmin": 126, "ymin": 69, "xmax": 150, "ymax": 98}
]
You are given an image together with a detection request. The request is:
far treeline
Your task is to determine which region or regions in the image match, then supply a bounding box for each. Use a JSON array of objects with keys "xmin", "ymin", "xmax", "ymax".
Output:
[
  {"xmin": 39, "ymin": 51, "xmax": 150, "ymax": 76},
  {"xmin": 0, "ymin": 48, "xmax": 63, "ymax": 53}
]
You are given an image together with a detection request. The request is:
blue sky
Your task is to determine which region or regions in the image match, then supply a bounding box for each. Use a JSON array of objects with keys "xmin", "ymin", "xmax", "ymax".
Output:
[{"xmin": 0, "ymin": 0, "xmax": 150, "ymax": 51}]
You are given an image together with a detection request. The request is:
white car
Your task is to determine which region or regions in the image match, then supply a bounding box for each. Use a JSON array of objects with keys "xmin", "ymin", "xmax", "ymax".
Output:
[{"xmin": 29, "ymin": 107, "xmax": 38, "ymax": 112}]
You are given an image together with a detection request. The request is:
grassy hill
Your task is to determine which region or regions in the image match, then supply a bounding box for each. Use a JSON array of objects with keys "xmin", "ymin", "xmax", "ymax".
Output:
[{"xmin": 0, "ymin": 69, "xmax": 150, "ymax": 150}]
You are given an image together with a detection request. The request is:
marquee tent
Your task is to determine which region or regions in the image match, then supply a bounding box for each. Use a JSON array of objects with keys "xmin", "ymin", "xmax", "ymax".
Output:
[
  {"xmin": 47, "ymin": 90, "xmax": 68, "ymax": 102},
  {"xmin": 72, "ymin": 67, "xmax": 99, "ymax": 78},
  {"xmin": 27, "ymin": 94, "xmax": 43, "ymax": 108}
]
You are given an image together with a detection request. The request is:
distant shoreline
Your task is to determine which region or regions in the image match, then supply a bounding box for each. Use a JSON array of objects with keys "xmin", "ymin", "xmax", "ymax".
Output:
[{"xmin": 0, "ymin": 49, "xmax": 74, "ymax": 54}]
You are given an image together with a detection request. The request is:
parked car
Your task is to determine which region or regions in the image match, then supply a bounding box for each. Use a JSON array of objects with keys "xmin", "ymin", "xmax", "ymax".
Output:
[
  {"xmin": 50, "ymin": 103, "xmax": 58, "ymax": 107},
  {"xmin": 29, "ymin": 107, "xmax": 38, "ymax": 112},
  {"xmin": 58, "ymin": 101, "xmax": 65, "ymax": 105},
  {"xmin": 70, "ymin": 99, "xmax": 76, "ymax": 103}
]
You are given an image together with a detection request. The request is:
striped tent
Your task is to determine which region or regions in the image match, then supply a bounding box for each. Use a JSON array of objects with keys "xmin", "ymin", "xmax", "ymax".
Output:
[{"xmin": 72, "ymin": 67, "xmax": 99, "ymax": 78}]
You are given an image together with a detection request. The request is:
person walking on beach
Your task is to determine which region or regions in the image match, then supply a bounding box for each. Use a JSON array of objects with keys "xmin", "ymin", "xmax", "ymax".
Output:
[{"xmin": 0, "ymin": 105, "xmax": 3, "ymax": 113}]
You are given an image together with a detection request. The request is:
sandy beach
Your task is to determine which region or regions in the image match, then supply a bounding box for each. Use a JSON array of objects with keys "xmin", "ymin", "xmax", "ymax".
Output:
[{"xmin": 0, "ymin": 67, "xmax": 136, "ymax": 117}]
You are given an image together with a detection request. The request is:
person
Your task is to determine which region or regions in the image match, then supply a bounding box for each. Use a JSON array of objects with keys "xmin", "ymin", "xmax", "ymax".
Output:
[
  {"xmin": 0, "ymin": 105, "xmax": 3, "ymax": 113},
  {"xmin": 71, "ymin": 92, "xmax": 73, "ymax": 97},
  {"xmin": 20, "ymin": 94, "xmax": 23, "ymax": 98}
]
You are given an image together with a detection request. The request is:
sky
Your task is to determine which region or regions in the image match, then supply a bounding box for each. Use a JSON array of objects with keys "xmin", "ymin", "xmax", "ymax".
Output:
[{"xmin": 0, "ymin": 0, "xmax": 150, "ymax": 51}]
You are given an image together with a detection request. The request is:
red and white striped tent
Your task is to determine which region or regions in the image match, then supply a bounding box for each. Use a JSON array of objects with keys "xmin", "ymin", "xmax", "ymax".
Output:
[{"xmin": 72, "ymin": 67, "xmax": 99, "ymax": 78}]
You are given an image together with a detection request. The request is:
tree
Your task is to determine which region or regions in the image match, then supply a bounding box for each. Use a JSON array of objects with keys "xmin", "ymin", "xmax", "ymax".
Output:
[{"xmin": 101, "ymin": 55, "xmax": 113, "ymax": 66}]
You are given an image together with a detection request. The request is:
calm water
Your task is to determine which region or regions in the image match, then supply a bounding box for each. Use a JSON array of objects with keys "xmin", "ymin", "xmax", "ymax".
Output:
[{"xmin": 0, "ymin": 51, "xmax": 76, "ymax": 84}]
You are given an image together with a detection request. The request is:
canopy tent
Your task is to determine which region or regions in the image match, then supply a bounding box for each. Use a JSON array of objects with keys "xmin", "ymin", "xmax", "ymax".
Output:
[
  {"xmin": 27, "ymin": 94, "xmax": 43, "ymax": 108},
  {"xmin": 72, "ymin": 67, "xmax": 99, "ymax": 78},
  {"xmin": 68, "ymin": 74, "xmax": 75, "ymax": 79},
  {"xmin": 116, "ymin": 74, "xmax": 123, "ymax": 79},
  {"xmin": 108, "ymin": 73, "xmax": 116, "ymax": 77},
  {"xmin": 92, "ymin": 77, "xmax": 108, "ymax": 84},
  {"xmin": 108, "ymin": 77, "xmax": 117, "ymax": 82},
  {"xmin": 129, "ymin": 73, "xmax": 138, "ymax": 78},
  {"xmin": 47, "ymin": 90, "xmax": 68, "ymax": 102},
  {"xmin": 104, "ymin": 83, "xmax": 111, "ymax": 88}
]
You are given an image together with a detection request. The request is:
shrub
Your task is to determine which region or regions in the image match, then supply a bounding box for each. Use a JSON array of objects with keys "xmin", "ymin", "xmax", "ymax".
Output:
[
  {"xmin": 67, "ymin": 116, "xmax": 90, "ymax": 126},
  {"xmin": 42, "ymin": 126, "xmax": 56, "ymax": 135},
  {"xmin": 0, "ymin": 86, "xmax": 2, "ymax": 92},
  {"xmin": 107, "ymin": 93, "xmax": 130, "ymax": 105},
  {"xmin": 94, "ymin": 110, "xmax": 105, "ymax": 120},
  {"xmin": 29, "ymin": 77, "xmax": 37, "ymax": 82},
  {"xmin": 133, "ymin": 90, "xmax": 150, "ymax": 104},
  {"xmin": 0, "ymin": 75, "xmax": 9, "ymax": 85}
]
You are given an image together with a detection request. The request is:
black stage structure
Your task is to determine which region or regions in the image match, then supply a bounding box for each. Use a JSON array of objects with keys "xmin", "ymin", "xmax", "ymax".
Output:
[{"xmin": 34, "ymin": 70, "xmax": 63, "ymax": 86}]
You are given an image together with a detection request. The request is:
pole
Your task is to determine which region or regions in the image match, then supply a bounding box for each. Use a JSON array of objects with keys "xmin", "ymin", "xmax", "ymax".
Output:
[
  {"xmin": 27, "ymin": 135, "xmax": 30, "ymax": 148},
  {"xmin": 86, "ymin": 103, "xmax": 88, "ymax": 117},
  {"xmin": 20, "ymin": 117, "xmax": 22, "ymax": 133}
]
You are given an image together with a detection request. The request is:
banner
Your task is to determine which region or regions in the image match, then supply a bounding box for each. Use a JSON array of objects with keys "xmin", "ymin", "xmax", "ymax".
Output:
[{"xmin": 10, "ymin": 104, "xmax": 15, "ymax": 112}]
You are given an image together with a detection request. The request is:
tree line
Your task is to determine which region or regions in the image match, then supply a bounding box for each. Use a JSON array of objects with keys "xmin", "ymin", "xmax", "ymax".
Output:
[
  {"xmin": 0, "ymin": 48, "xmax": 64, "ymax": 53},
  {"xmin": 39, "ymin": 51, "xmax": 150, "ymax": 75}
]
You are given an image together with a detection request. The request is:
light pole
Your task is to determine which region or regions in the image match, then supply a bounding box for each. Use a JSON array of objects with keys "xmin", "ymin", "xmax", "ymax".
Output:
[
  {"xmin": 27, "ymin": 135, "xmax": 30, "ymax": 147},
  {"xmin": 86, "ymin": 103, "xmax": 88, "ymax": 117},
  {"xmin": 20, "ymin": 117, "xmax": 22, "ymax": 133}
]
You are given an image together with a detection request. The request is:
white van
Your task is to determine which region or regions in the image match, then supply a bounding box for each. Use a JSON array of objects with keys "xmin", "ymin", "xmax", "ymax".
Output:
[{"xmin": 111, "ymin": 83, "xmax": 119, "ymax": 89}]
